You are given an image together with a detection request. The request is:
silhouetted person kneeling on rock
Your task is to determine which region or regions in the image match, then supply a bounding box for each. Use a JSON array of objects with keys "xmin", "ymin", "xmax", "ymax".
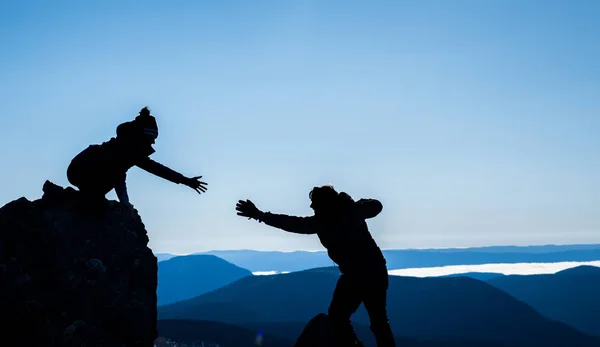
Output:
[
  {"xmin": 236, "ymin": 185, "xmax": 395, "ymax": 347},
  {"xmin": 67, "ymin": 107, "xmax": 207, "ymax": 208}
]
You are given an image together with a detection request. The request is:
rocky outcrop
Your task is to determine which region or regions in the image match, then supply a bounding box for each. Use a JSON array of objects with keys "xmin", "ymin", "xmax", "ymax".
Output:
[
  {"xmin": 294, "ymin": 313, "xmax": 337, "ymax": 347},
  {"xmin": 0, "ymin": 181, "xmax": 158, "ymax": 346}
]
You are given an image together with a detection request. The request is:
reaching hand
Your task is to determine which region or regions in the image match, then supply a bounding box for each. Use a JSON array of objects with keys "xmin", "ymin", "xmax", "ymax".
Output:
[
  {"xmin": 186, "ymin": 175, "xmax": 208, "ymax": 194},
  {"xmin": 236, "ymin": 199, "xmax": 262, "ymax": 220}
]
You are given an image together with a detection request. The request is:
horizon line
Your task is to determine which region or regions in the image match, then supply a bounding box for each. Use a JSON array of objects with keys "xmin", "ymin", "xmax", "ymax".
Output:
[{"xmin": 153, "ymin": 242, "xmax": 600, "ymax": 256}]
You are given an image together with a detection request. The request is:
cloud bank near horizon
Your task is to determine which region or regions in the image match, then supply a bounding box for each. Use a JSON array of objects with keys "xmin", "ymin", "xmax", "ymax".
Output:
[{"xmin": 252, "ymin": 260, "xmax": 600, "ymax": 277}]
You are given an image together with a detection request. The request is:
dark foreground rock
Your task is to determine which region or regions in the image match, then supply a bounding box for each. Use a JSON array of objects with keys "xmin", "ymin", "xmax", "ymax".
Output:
[
  {"xmin": 0, "ymin": 181, "xmax": 158, "ymax": 347},
  {"xmin": 292, "ymin": 313, "xmax": 515, "ymax": 347},
  {"xmin": 294, "ymin": 313, "xmax": 336, "ymax": 347}
]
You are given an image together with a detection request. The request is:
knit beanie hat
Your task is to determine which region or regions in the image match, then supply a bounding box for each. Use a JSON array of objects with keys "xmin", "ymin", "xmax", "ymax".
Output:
[
  {"xmin": 309, "ymin": 184, "xmax": 338, "ymax": 202},
  {"xmin": 135, "ymin": 107, "xmax": 159, "ymax": 139}
]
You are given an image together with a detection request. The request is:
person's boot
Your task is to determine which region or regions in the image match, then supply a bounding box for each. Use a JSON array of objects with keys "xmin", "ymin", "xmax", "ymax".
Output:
[{"xmin": 73, "ymin": 191, "xmax": 108, "ymax": 219}]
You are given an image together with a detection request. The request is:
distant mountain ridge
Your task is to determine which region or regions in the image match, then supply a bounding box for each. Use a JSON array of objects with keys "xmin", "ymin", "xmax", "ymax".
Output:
[
  {"xmin": 157, "ymin": 254, "xmax": 253, "ymax": 306},
  {"xmin": 196, "ymin": 245, "xmax": 600, "ymax": 272},
  {"xmin": 158, "ymin": 266, "xmax": 600, "ymax": 347},
  {"xmin": 156, "ymin": 253, "xmax": 177, "ymax": 262},
  {"xmin": 382, "ymin": 249, "xmax": 600, "ymax": 269},
  {"xmin": 442, "ymin": 272, "xmax": 504, "ymax": 281},
  {"xmin": 487, "ymin": 265, "xmax": 600, "ymax": 337},
  {"xmin": 410, "ymin": 244, "xmax": 600, "ymax": 253},
  {"xmin": 202, "ymin": 250, "xmax": 333, "ymax": 272}
]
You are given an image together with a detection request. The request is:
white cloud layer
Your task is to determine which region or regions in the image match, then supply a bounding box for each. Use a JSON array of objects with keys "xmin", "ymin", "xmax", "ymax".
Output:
[
  {"xmin": 252, "ymin": 261, "xmax": 600, "ymax": 277},
  {"xmin": 388, "ymin": 261, "xmax": 600, "ymax": 277},
  {"xmin": 253, "ymin": 271, "xmax": 290, "ymax": 276}
]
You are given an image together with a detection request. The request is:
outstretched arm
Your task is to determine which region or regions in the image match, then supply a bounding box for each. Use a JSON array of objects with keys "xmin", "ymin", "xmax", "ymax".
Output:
[
  {"xmin": 136, "ymin": 157, "xmax": 187, "ymax": 184},
  {"xmin": 115, "ymin": 180, "xmax": 131, "ymax": 205},
  {"xmin": 259, "ymin": 212, "xmax": 318, "ymax": 235},
  {"xmin": 236, "ymin": 199, "xmax": 317, "ymax": 234},
  {"xmin": 136, "ymin": 157, "xmax": 208, "ymax": 194},
  {"xmin": 356, "ymin": 198, "xmax": 383, "ymax": 219}
]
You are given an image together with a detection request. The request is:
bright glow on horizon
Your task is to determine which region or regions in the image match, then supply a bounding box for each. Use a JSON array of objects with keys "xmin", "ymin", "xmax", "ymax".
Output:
[
  {"xmin": 251, "ymin": 261, "xmax": 600, "ymax": 277},
  {"xmin": 253, "ymin": 271, "xmax": 290, "ymax": 276},
  {"xmin": 388, "ymin": 261, "xmax": 600, "ymax": 277}
]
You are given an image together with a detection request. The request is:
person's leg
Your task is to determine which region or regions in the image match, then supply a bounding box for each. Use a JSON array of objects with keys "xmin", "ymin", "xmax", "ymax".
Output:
[
  {"xmin": 362, "ymin": 272, "xmax": 396, "ymax": 347},
  {"xmin": 67, "ymin": 148, "xmax": 88, "ymax": 190},
  {"xmin": 68, "ymin": 146, "xmax": 108, "ymax": 192},
  {"xmin": 67, "ymin": 146, "xmax": 115, "ymax": 214},
  {"xmin": 328, "ymin": 274, "xmax": 364, "ymax": 346},
  {"xmin": 74, "ymin": 177, "xmax": 113, "ymax": 208}
]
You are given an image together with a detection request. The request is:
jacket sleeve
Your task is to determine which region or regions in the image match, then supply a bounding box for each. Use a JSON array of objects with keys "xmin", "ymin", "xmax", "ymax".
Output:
[
  {"xmin": 356, "ymin": 198, "xmax": 383, "ymax": 219},
  {"xmin": 135, "ymin": 157, "xmax": 187, "ymax": 184},
  {"xmin": 115, "ymin": 180, "xmax": 130, "ymax": 204},
  {"xmin": 258, "ymin": 212, "xmax": 318, "ymax": 235}
]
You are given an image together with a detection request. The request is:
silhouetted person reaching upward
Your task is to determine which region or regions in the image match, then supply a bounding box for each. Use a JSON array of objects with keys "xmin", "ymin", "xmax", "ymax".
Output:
[
  {"xmin": 67, "ymin": 107, "xmax": 207, "ymax": 208},
  {"xmin": 236, "ymin": 185, "xmax": 395, "ymax": 347}
]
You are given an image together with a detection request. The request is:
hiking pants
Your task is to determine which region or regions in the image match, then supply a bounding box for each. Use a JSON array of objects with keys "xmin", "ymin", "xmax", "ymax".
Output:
[{"xmin": 328, "ymin": 269, "xmax": 396, "ymax": 347}]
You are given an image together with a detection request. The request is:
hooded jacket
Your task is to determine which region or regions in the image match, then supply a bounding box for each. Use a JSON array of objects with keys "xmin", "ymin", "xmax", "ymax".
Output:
[
  {"xmin": 111, "ymin": 119, "xmax": 186, "ymax": 184},
  {"xmin": 67, "ymin": 117, "xmax": 187, "ymax": 192},
  {"xmin": 257, "ymin": 192, "xmax": 387, "ymax": 275}
]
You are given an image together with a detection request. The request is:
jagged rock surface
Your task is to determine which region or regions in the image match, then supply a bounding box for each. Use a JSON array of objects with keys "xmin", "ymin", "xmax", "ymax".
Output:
[{"xmin": 0, "ymin": 181, "xmax": 158, "ymax": 346}]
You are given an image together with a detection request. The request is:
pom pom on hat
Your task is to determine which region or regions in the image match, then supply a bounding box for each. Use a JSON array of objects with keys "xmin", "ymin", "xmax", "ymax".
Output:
[{"xmin": 135, "ymin": 106, "xmax": 158, "ymax": 139}]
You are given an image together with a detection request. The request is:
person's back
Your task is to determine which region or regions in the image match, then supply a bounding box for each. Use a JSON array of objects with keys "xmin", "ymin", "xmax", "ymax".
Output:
[
  {"xmin": 311, "ymin": 191, "xmax": 387, "ymax": 275},
  {"xmin": 86, "ymin": 112, "xmax": 158, "ymax": 177}
]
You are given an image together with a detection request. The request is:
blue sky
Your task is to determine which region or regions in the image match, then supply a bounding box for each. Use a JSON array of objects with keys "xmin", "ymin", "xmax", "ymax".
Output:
[{"xmin": 1, "ymin": 0, "xmax": 599, "ymax": 254}]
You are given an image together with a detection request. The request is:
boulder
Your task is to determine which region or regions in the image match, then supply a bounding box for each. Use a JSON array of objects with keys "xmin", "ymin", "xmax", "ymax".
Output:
[
  {"xmin": 0, "ymin": 181, "xmax": 158, "ymax": 346},
  {"xmin": 294, "ymin": 313, "xmax": 335, "ymax": 347}
]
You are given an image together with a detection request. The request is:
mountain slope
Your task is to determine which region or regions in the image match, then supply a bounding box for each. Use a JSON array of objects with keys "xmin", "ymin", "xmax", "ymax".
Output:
[
  {"xmin": 155, "ymin": 253, "xmax": 177, "ymax": 262},
  {"xmin": 159, "ymin": 267, "xmax": 599, "ymax": 347},
  {"xmin": 158, "ymin": 254, "xmax": 253, "ymax": 305},
  {"xmin": 442, "ymin": 272, "xmax": 504, "ymax": 281},
  {"xmin": 382, "ymin": 249, "xmax": 600, "ymax": 269},
  {"xmin": 203, "ymin": 250, "xmax": 334, "ymax": 272},
  {"xmin": 487, "ymin": 265, "xmax": 600, "ymax": 336}
]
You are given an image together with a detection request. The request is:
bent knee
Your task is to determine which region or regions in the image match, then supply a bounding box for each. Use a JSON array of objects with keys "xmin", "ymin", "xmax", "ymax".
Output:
[{"xmin": 66, "ymin": 162, "xmax": 81, "ymax": 187}]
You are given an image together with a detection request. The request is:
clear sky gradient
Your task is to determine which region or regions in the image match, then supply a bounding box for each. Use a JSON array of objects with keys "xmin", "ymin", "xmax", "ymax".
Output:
[{"xmin": 1, "ymin": 0, "xmax": 599, "ymax": 254}]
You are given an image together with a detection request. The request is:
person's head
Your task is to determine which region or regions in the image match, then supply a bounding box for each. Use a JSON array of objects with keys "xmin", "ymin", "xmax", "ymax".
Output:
[
  {"xmin": 309, "ymin": 184, "xmax": 339, "ymax": 214},
  {"xmin": 134, "ymin": 106, "xmax": 159, "ymax": 145}
]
